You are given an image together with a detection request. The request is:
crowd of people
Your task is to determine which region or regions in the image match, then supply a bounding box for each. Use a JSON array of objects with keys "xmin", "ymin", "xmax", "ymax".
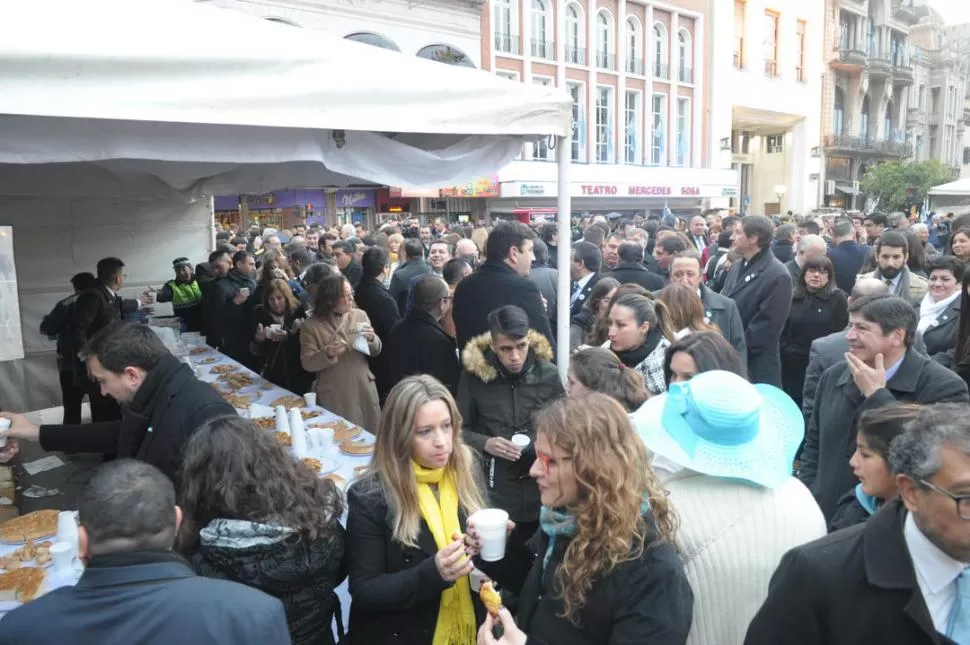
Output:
[{"xmin": 1, "ymin": 208, "xmax": 970, "ymax": 644}]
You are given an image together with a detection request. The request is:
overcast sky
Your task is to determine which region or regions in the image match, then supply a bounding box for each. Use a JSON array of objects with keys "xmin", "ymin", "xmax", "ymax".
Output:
[{"xmin": 929, "ymin": 0, "xmax": 970, "ymax": 25}]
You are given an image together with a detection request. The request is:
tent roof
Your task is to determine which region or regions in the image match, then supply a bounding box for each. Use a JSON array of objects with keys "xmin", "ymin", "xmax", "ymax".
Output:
[
  {"xmin": 929, "ymin": 177, "xmax": 970, "ymax": 196},
  {"xmin": 0, "ymin": 0, "xmax": 572, "ymax": 198}
]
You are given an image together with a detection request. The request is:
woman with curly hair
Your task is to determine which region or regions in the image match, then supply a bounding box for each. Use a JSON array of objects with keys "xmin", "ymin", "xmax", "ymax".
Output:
[
  {"xmin": 178, "ymin": 416, "xmax": 346, "ymax": 645},
  {"xmin": 345, "ymin": 375, "xmax": 488, "ymax": 645},
  {"xmin": 565, "ymin": 347, "xmax": 648, "ymax": 413},
  {"xmin": 568, "ymin": 277, "xmax": 618, "ymax": 353},
  {"xmin": 585, "ymin": 282, "xmax": 651, "ymax": 348},
  {"xmin": 471, "ymin": 393, "xmax": 692, "ymax": 645},
  {"xmin": 251, "ymin": 278, "xmax": 312, "ymax": 393}
]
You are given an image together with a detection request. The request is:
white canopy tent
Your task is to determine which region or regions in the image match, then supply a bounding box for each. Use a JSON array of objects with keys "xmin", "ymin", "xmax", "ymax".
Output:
[
  {"xmin": 929, "ymin": 178, "xmax": 970, "ymax": 197},
  {"xmin": 0, "ymin": 0, "xmax": 577, "ymax": 375},
  {"xmin": 928, "ymin": 178, "xmax": 970, "ymax": 217}
]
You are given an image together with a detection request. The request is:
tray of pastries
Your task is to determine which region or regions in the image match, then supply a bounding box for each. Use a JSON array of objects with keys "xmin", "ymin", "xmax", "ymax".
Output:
[
  {"xmin": 0, "ymin": 511, "xmax": 58, "ymax": 544},
  {"xmin": 218, "ymin": 372, "xmax": 256, "ymax": 390},
  {"xmin": 269, "ymin": 395, "xmax": 306, "ymax": 409},
  {"xmin": 274, "ymin": 432, "xmax": 292, "ymax": 447},
  {"xmin": 340, "ymin": 438, "xmax": 375, "ymax": 457},
  {"xmin": 308, "ymin": 421, "xmax": 361, "ymax": 443},
  {"xmin": 210, "ymin": 364, "xmax": 240, "ymax": 375},
  {"xmin": 222, "ymin": 393, "xmax": 251, "ymax": 409},
  {"xmin": 0, "ymin": 566, "xmax": 46, "ymax": 602},
  {"xmin": 0, "ymin": 540, "xmax": 53, "ymax": 571}
]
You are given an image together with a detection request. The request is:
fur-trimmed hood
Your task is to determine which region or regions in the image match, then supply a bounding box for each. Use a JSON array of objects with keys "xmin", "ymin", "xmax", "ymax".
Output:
[{"xmin": 462, "ymin": 330, "xmax": 553, "ymax": 383}]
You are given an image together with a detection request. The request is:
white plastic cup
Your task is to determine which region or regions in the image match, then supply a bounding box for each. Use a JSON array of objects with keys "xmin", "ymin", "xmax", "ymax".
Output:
[
  {"xmin": 304, "ymin": 392, "xmax": 317, "ymax": 408},
  {"xmin": 510, "ymin": 434, "xmax": 530, "ymax": 450},
  {"xmin": 0, "ymin": 418, "xmax": 10, "ymax": 448},
  {"xmin": 55, "ymin": 511, "xmax": 80, "ymax": 559},
  {"xmin": 469, "ymin": 508, "xmax": 510, "ymax": 562},
  {"xmin": 50, "ymin": 542, "xmax": 73, "ymax": 574}
]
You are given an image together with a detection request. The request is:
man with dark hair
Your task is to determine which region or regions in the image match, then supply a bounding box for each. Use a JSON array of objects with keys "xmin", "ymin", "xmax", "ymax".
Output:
[
  {"xmin": 199, "ymin": 246, "xmax": 233, "ymax": 349},
  {"xmin": 799, "ymin": 295, "xmax": 968, "ymax": 520},
  {"xmin": 857, "ymin": 231, "xmax": 928, "ymax": 306},
  {"xmin": 863, "ymin": 212, "xmax": 889, "ymax": 243},
  {"xmin": 389, "ymin": 237, "xmax": 431, "ymax": 316},
  {"xmin": 611, "ymin": 242, "xmax": 666, "ymax": 291},
  {"xmin": 452, "ymin": 221, "xmax": 552, "ymax": 350},
  {"xmin": 457, "ymin": 305, "xmax": 563, "ymax": 548},
  {"xmin": 287, "ymin": 248, "xmax": 314, "ymax": 285},
  {"xmin": 0, "ymin": 322, "xmax": 234, "ymax": 488},
  {"xmin": 0, "ymin": 460, "xmax": 291, "ymax": 644},
  {"xmin": 828, "ymin": 219, "xmax": 869, "ymax": 293},
  {"xmin": 652, "ymin": 235, "xmax": 688, "ymax": 284},
  {"xmin": 332, "ymin": 240, "xmax": 362, "ymax": 288},
  {"xmin": 428, "ymin": 240, "xmax": 452, "ymax": 277},
  {"xmin": 569, "ymin": 241, "xmax": 602, "ymax": 317},
  {"xmin": 318, "ymin": 232, "xmax": 337, "ymax": 259},
  {"xmin": 387, "ymin": 276, "xmax": 460, "ymax": 394},
  {"xmin": 229, "ymin": 236, "xmax": 249, "ymax": 252},
  {"xmin": 41, "ymin": 272, "xmax": 98, "ymax": 425},
  {"xmin": 771, "ymin": 224, "xmax": 797, "ymax": 264},
  {"xmin": 722, "ymin": 215, "xmax": 793, "ymax": 386},
  {"xmin": 527, "ymin": 239, "xmax": 558, "ymax": 331},
  {"xmin": 354, "ymin": 246, "xmax": 400, "ymax": 402},
  {"xmin": 155, "ymin": 258, "xmax": 203, "ymax": 332},
  {"xmin": 669, "ymin": 252, "xmax": 747, "ymax": 363},
  {"xmin": 747, "ymin": 403, "xmax": 970, "ymax": 645},
  {"xmin": 70, "ymin": 257, "xmax": 138, "ymax": 422},
  {"xmin": 603, "ymin": 232, "xmax": 624, "ymax": 270},
  {"xmin": 208, "ymin": 250, "xmax": 257, "ymax": 366},
  {"xmin": 797, "ymin": 219, "xmax": 821, "ymax": 238}
]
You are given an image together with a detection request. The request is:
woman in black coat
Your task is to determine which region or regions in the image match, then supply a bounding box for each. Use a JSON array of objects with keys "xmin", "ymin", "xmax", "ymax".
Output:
[
  {"xmin": 251, "ymin": 278, "xmax": 312, "ymax": 394},
  {"xmin": 568, "ymin": 278, "xmax": 618, "ymax": 353},
  {"xmin": 179, "ymin": 417, "xmax": 347, "ymax": 645},
  {"xmin": 780, "ymin": 256, "xmax": 848, "ymax": 409},
  {"xmin": 346, "ymin": 376, "xmax": 489, "ymax": 645},
  {"xmin": 917, "ymin": 255, "xmax": 964, "ymax": 363},
  {"xmin": 470, "ymin": 393, "xmax": 692, "ymax": 645}
]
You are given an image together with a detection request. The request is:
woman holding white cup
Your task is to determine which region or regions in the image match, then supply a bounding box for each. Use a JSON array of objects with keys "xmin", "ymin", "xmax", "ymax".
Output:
[{"xmin": 469, "ymin": 394, "xmax": 693, "ymax": 645}]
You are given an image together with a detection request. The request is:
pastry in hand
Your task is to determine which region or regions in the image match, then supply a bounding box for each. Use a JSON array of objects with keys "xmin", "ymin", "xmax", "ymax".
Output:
[{"xmin": 479, "ymin": 580, "xmax": 502, "ymax": 617}]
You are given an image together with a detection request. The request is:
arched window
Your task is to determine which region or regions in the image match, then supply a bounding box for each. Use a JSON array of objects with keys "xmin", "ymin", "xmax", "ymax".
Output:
[
  {"xmin": 531, "ymin": 0, "xmax": 551, "ymax": 59},
  {"xmin": 344, "ymin": 32, "xmax": 401, "ymax": 51},
  {"xmin": 860, "ymin": 95, "xmax": 871, "ymax": 141},
  {"xmin": 565, "ymin": 3, "xmax": 585, "ymax": 64},
  {"xmin": 652, "ymin": 22, "xmax": 669, "ymax": 79},
  {"xmin": 493, "ymin": 0, "xmax": 519, "ymax": 54},
  {"xmin": 416, "ymin": 44, "xmax": 476, "ymax": 68},
  {"xmin": 626, "ymin": 17, "xmax": 643, "ymax": 74},
  {"xmin": 833, "ymin": 88, "xmax": 845, "ymax": 136},
  {"xmin": 678, "ymin": 29, "xmax": 693, "ymax": 83},
  {"xmin": 264, "ymin": 17, "xmax": 299, "ymax": 27},
  {"xmin": 596, "ymin": 10, "xmax": 615, "ymax": 70}
]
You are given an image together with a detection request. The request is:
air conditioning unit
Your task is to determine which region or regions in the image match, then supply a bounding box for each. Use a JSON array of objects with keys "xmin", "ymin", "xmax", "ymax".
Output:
[{"xmin": 825, "ymin": 180, "xmax": 836, "ymax": 195}]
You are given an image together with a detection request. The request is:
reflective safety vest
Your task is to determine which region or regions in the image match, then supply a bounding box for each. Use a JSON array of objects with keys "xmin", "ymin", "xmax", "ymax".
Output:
[{"xmin": 168, "ymin": 280, "xmax": 202, "ymax": 310}]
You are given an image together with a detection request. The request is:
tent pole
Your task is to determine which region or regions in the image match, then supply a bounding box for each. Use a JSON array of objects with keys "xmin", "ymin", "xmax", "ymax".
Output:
[{"xmin": 555, "ymin": 136, "xmax": 572, "ymax": 384}]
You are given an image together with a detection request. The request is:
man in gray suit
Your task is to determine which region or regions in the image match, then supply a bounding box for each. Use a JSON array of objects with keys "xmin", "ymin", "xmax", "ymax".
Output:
[
  {"xmin": 669, "ymin": 251, "xmax": 747, "ymax": 367},
  {"xmin": 801, "ymin": 277, "xmax": 927, "ymax": 421}
]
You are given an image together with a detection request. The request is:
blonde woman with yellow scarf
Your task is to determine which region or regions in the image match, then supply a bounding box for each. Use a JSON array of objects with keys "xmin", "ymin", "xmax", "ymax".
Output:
[{"xmin": 346, "ymin": 374, "xmax": 488, "ymax": 645}]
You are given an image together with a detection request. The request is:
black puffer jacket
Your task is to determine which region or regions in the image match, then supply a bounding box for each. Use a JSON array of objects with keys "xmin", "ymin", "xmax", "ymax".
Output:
[
  {"xmin": 189, "ymin": 519, "xmax": 347, "ymax": 645},
  {"xmin": 457, "ymin": 330, "xmax": 564, "ymax": 523}
]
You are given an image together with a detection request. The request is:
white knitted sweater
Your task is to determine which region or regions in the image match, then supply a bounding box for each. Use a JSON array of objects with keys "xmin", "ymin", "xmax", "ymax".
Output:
[{"xmin": 660, "ymin": 469, "xmax": 826, "ymax": 645}]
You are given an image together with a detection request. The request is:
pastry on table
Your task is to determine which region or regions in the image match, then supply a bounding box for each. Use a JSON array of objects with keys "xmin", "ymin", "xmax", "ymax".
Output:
[
  {"xmin": 301, "ymin": 458, "xmax": 322, "ymax": 472},
  {"xmin": 0, "ymin": 510, "xmax": 58, "ymax": 543},
  {"xmin": 340, "ymin": 439, "xmax": 374, "ymax": 456},
  {"xmin": 274, "ymin": 432, "xmax": 292, "ymax": 447},
  {"xmin": 269, "ymin": 395, "xmax": 305, "ymax": 409},
  {"xmin": 210, "ymin": 364, "xmax": 240, "ymax": 375},
  {"xmin": 308, "ymin": 421, "xmax": 361, "ymax": 443},
  {"xmin": 0, "ymin": 566, "xmax": 46, "ymax": 602},
  {"xmin": 252, "ymin": 417, "xmax": 276, "ymax": 430}
]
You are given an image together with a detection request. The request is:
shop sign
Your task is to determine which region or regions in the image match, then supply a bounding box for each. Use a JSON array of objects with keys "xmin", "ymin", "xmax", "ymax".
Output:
[
  {"xmin": 440, "ymin": 175, "xmax": 500, "ymax": 198},
  {"xmin": 722, "ymin": 186, "xmax": 738, "ymax": 197},
  {"xmin": 336, "ymin": 190, "xmax": 376, "ymax": 209},
  {"xmin": 520, "ymin": 184, "xmax": 546, "ymax": 196},
  {"xmin": 580, "ymin": 184, "xmax": 723, "ymax": 198}
]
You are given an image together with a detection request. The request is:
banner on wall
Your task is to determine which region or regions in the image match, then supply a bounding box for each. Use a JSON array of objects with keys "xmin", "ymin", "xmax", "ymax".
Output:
[
  {"xmin": 0, "ymin": 227, "xmax": 24, "ymax": 362},
  {"xmin": 215, "ymin": 190, "xmax": 327, "ymax": 212},
  {"xmin": 335, "ymin": 190, "xmax": 376, "ymax": 209},
  {"xmin": 439, "ymin": 175, "xmax": 500, "ymax": 198}
]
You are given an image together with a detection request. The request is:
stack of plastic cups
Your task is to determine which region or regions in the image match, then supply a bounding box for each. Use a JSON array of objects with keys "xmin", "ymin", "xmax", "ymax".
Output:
[
  {"xmin": 288, "ymin": 408, "xmax": 309, "ymax": 459},
  {"xmin": 275, "ymin": 406, "xmax": 290, "ymax": 434}
]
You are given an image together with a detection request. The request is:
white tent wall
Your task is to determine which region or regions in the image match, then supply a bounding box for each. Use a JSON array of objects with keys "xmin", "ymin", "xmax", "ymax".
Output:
[{"xmin": 0, "ymin": 197, "xmax": 212, "ymax": 410}]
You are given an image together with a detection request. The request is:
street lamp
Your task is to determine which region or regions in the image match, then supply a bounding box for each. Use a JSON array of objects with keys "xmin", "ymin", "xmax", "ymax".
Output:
[{"xmin": 774, "ymin": 184, "xmax": 787, "ymax": 206}]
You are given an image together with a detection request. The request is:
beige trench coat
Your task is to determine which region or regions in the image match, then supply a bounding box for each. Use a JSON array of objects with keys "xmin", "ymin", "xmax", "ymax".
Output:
[{"xmin": 300, "ymin": 308, "xmax": 382, "ymax": 433}]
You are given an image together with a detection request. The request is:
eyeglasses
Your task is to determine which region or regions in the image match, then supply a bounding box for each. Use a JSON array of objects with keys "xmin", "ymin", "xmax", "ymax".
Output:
[{"xmin": 919, "ymin": 479, "xmax": 970, "ymax": 521}]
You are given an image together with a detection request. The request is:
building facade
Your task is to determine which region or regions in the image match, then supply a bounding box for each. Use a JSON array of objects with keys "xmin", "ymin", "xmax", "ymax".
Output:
[
  {"xmin": 483, "ymin": 0, "xmax": 737, "ymax": 216},
  {"xmin": 710, "ymin": 0, "xmax": 825, "ymax": 216},
  {"xmin": 909, "ymin": 5, "xmax": 968, "ymax": 176},
  {"xmin": 820, "ymin": 0, "xmax": 919, "ymax": 210}
]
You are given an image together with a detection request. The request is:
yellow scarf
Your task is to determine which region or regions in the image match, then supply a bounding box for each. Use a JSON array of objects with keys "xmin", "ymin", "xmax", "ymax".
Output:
[{"xmin": 413, "ymin": 460, "xmax": 477, "ymax": 645}]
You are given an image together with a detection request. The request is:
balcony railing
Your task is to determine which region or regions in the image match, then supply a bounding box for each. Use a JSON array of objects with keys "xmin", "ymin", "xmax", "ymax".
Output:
[
  {"xmin": 835, "ymin": 47, "xmax": 868, "ymax": 69},
  {"xmin": 595, "ymin": 51, "xmax": 616, "ymax": 70},
  {"xmin": 823, "ymin": 134, "xmax": 912, "ymax": 157},
  {"xmin": 893, "ymin": 62, "xmax": 914, "ymax": 85},
  {"xmin": 627, "ymin": 57, "xmax": 644, "ymax": 75},
  {"xmin": 531, "ymin": 39, "xmax": 555, "ymax": 60},
  {"xmin": 565, "ymin": 46, "xmax": 586, "ymax": 65},
  {"xmin": 868, "ymin": 54, "xmax": 892, "ymax": 79},
  {"xmin": 653, "ymin": 62, "xmax": 670, "ymax": 80},
  {"xmin": 494, "ymin": 33, "xmax": 521, "ymax": 55},
  {"xmin": 678, "ymin": 66, "xmax": 693, "ymax": 83}
]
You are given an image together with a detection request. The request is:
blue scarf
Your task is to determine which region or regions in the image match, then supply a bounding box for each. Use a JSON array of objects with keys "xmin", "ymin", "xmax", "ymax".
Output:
[
  {"xmin": 539, "ymin": 499, "xmax": 651, "ymax": 570},
  {"xmin": 854, "ymin": 483, "xmax": 881, "ymax": 517}
]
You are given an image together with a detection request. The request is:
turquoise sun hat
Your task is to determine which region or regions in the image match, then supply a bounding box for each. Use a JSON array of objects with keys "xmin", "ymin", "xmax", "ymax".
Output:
[{"xmin": 631, "ymin": 370, "xmax": 804, "ymax": 489}]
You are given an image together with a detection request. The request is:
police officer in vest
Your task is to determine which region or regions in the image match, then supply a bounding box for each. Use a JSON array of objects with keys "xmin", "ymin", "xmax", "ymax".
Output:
[{"xmin": 155, "ymin": 258, "xmax": 203, "ymax": 332}]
